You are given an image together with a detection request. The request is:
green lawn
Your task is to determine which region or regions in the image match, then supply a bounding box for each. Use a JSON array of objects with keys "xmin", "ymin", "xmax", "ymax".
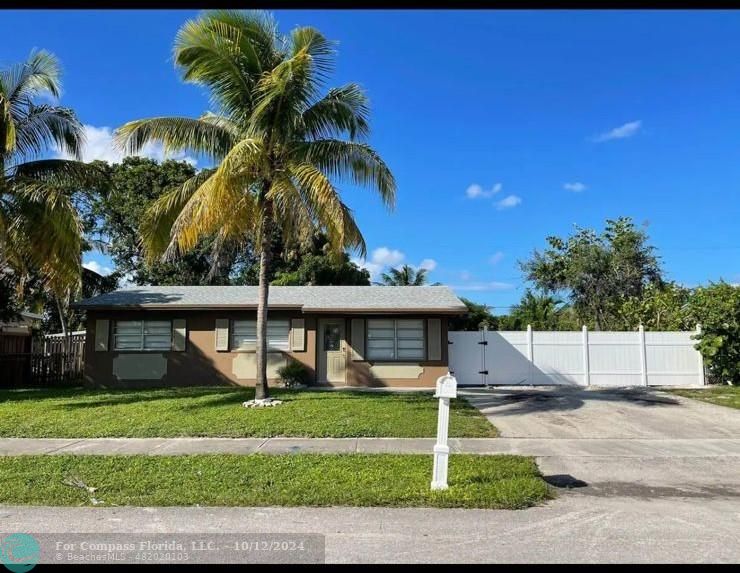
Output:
[
  {"xmin": 0, "ymin": 454, "xmax": 550, "ymax": 509},
  {"xmin": 0, "ymin": 387, "xmax": 497, "ymax": 438},
  {"xmin": 667, "ymin": 385, "xmax": 740, "ymax": 410}
]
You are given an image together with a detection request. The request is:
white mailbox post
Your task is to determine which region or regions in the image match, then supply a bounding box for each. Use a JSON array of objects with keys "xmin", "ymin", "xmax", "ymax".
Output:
[{"xmin": 431, "ymin": 373, "xmax": 457, "ymax": 491}]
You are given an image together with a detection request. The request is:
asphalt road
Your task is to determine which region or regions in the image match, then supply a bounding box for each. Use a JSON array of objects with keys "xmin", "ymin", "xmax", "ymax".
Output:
[{"xmin": 1, "ymin": 495, "xmax": 739, "ymax": 563}]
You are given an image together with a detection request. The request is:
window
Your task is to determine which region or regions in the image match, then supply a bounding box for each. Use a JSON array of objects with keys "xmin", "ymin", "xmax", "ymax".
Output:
[
  {"xmin": 231, "ymin": 319, "xmax": 290, "ymax": 351},
  {"xmin": 366, "ymin": 319, "xmax": 425, "ymax": 361},
  {"xmin": 114, "ymin": 320, "xmax": 172, "ymax": 351}
]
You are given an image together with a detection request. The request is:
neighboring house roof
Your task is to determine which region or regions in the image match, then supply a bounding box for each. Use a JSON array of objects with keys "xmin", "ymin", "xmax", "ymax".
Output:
[
  {"xmin": 0, "ymin": 310, "xmax": 42, "ymax": 334},
  {"xmin": 72, "ymin": 285, "xmax": 467, "ymax": 314}
]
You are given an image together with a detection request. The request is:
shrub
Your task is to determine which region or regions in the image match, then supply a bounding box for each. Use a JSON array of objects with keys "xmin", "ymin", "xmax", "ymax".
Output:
[
  {"xmin": 689, "ymin": 282, "xmax": 740, "ymax": 385},
  {"xmin": 277, "ymin": 360, "xmax": 312, "ymax": 388}
]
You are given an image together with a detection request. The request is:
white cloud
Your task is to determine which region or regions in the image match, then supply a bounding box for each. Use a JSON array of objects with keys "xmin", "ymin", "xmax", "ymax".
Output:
[
  {"xmin": 58, "ymin": 124, "xmax": 197, "ymax": 166},
  {"xmin": 352, "ymin": 246, "xmax": 406, "ymax": 279},
  {"xmin": 563, "ymin": 182, "xmax": 587, "ymax": 193},
  {"xmin": 449, "ymin": 281, "xmax": 514, "ymax": 292},
  {"xmin": 488, "ymin": 251, "xmax": 505, "ymax": 265},
  {"xmin": 371, "ymin": 247, "xmax": 405, "ymax": 267},
  {"xmin": 465, "ymin": 182, "xmax": 502, "ymax": 199},
  {"xmin": 352, "ymin": 248, "xmax": 438, "ymax": 280},
  {"xmin": 495, "ymin": 195, "xmax": 522, "ymax": 210},
  {"xmin": 82, "ymin": 260, "xmax": 113, "ymax": 276},
  {"xmin": 592, "ymin": 120, "xmax": 642, "ymax": 142},
  {"xmin": 419, "ymin": 258, "xmax": 437, "ymax": 271}
]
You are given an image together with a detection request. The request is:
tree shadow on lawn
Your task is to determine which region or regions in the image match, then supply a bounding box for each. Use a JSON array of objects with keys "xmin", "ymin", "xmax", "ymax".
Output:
[
  {"xmin": 1, "ymin": 387, "xmax": 251, "ymax": 410},
  {"xmin": 2, "ymin": 386, "xmax": 476, "ymax": 414},
  {"xmin": 176, "ymin": 388, "xmax": 447, "ymax": 412}
]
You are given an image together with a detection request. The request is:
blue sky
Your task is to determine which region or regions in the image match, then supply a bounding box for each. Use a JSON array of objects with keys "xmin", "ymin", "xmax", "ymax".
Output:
[{"xmin": 4, "ymin": 9, "xmax": 740, "ymax": 311}]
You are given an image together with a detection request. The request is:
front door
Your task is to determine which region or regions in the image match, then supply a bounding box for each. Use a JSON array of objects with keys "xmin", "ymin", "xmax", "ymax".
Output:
[{"xmin": 318, "ymin": 319, "xmax": 346, "ymax": 384}]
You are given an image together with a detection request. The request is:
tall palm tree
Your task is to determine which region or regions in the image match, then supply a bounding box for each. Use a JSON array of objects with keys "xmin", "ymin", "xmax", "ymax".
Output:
[
  {"xmin": 378, "ymin": 264, "xmax": 430, "ymax": 286},
  {"xmin": 115, "ymin": 10, "xmax": 396, "ymax": 402},
  {"xmin": 1, "ymin": 50, "xmax": 92, "ymax": 329}
]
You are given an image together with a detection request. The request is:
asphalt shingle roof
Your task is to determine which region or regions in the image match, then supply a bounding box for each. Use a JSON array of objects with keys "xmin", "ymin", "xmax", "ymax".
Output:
[{"xmin": 73, "ymin": 285, "xmax": 467, "ymax": 313}]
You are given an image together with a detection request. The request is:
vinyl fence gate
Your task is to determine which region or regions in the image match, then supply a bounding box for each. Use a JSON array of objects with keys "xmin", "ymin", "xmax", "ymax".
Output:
[{"xmin": 448, "ymin": 326, "xmax": 706, "ymax": 388}]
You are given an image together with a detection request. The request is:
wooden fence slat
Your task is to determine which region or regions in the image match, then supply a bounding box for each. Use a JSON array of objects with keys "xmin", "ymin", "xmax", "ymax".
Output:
[{"xmin": 1, "ymin": 331, "xmax": 86, "ymax": 387}]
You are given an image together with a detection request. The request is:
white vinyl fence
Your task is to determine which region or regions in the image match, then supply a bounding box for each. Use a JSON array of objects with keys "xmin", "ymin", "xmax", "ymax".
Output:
[{"xmin": 449, "ymin": 325, "xmax": 705, "ymax": 388}]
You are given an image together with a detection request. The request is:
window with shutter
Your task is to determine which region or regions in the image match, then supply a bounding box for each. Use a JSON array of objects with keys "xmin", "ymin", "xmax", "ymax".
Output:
[
  {"xmin": 231, "ymin": 320, "xmax": 290, "ymax": 351},
  {"xmin": 113, "ymin": 320, "xmax": 172, "ymax": 351},
  {"xmin": 367, "ymin": 319, "xmax": 425, "ymax": 361}
]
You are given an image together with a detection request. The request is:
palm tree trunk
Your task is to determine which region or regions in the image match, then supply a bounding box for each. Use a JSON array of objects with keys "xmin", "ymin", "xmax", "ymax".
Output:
[
  {"xmin": 255, "ymin": 231, "xmax": 272, "ymax": 401},
  {"xmin": 55, "ymin": 295, "xmax": 68, "ymax": 336}
]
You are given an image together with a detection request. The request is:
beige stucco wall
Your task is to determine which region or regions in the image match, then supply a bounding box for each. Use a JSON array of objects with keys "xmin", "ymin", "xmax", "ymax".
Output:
[{"xmin": 83, "ymin": 309, "xmax": 451, "ymax": 389}]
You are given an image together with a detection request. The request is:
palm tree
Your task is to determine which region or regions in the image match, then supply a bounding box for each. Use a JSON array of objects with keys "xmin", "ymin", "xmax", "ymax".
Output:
[
  {"xmin": 378, "ymin": 264, "xmax": 431, "ymax": 286},
  {"xmin": 509, "ymin": 289, "xmax": 564, "ymax": 329},
  {"xmin": 1, "ymin": 50, "xmax": 92, "ymax": 331},
  {"xmin": 115, "ymin": 10, "xmax": 396, "ymax": 402}
]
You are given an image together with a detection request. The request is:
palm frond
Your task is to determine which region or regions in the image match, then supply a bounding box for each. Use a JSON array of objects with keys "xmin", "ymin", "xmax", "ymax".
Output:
[
  {"xmin": 292, "ymin": 139, "xmax": 396, "ymax": 209},
  {"xmin": 165, "ymin": 169, "xmax": 258, "ymax": 260},
  {"xmin": 301, "ymin": 84, "xmax": 370, "ymax": 141},
  {"xmin": 114, "ymin": 116, "xmax": 235, "ymax": 161},
  {"xmin": 199, "ymin": 111, "xmax": 240, "ymax": 135},
  {"xmin": 288, "ymin": 161, "xmax": 365, "ymax": 255},
  {"xmin": 140, "ymin": 168, "xmax": 216, "ymax": 260},
  {"xmin": 0, "ymin": 50, "xmax": 62, "ymax": 111},
  {"xmin": 266, "ymin": 173, "xmax": 317, "ymax": 246},
  {"xmin": 12, "ymin": 104, "xmax": 84, "ymax": 160},
  {"xmin": 9, "ymin": 159, "xmax": 102, "ymax": 193},
  {"xmin": 7, "ymin": 182, "xmax": 82, "ymax": 295},
  {"xmin": 288, "ymin": 26, "xmax": 336, "ymax": 81},
  {"xmin": 175, "ymin": 10, "xmax": 280, "ymax": 121}
]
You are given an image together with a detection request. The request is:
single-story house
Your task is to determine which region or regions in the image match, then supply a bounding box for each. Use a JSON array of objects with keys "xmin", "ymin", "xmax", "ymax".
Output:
[
  {"xmin": 0, "ymin": 310, "xmax": 43, "ymax": 354},
  {"xmin": 73, "ymin": 285, "xmax": 467, "ymax": 388}
]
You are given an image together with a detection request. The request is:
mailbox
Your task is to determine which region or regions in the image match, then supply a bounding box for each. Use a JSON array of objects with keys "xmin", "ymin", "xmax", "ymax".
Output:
[{"xmin": 434, "ymin": 374, "xmax": 457, "ymax": 399}]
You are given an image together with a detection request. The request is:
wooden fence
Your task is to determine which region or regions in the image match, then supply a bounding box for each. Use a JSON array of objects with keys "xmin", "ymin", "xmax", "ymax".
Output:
[{"xmin": 0, "ymin": 331, "xmax": 86, "ymax": 388}]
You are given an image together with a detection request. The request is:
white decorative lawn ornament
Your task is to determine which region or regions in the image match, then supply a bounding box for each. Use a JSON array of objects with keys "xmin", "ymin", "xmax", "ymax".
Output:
[
  {"xmin": 242, "ymin": 398, "xmax": 283, "ymax": 408},
  {"xmin": 431, "ymin": 373, "xmax": 457, "ymax": 490}
]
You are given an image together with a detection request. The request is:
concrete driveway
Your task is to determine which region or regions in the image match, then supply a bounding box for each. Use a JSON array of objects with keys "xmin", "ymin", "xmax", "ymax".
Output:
[
  {"xmin": 463, "ymin": 386, "xmax": 740, "ymax": 499},
  {"xmin": 463, "ymin": 386, "xmax": 740, "ymax": 439}
]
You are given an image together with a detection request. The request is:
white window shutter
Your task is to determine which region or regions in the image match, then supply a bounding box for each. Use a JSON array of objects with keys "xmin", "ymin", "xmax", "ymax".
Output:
[
  {"xmin": 290, "ymin": 318, "xmax": 305, "ymax": 352},
  {"xmin": 427, "ymin": 318, "xmax": 442, "ymax": 361},
  {"xmin": 215, "ymin": 318, "xmax": 230, "ymax": 351},
  {"xmin": 172, "ymin": 319, "xmax": 187, "ymax": 351},
  {"xmin": 350, "ymin": 318, "xmax": 365, "ymax": 361},
  {"xmin": 95, "ymin": 319, "xmax": 109, "ymax": 352}
]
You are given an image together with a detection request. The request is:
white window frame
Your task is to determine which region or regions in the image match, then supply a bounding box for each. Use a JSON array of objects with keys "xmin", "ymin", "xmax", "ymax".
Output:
[
  {"xmin": 113, "ymin": 320, "xmax": 172, "ymax": 352},
  {"xmin": 366, "ymin": 318, "xmax": 426, "ymax": 362},
  {"xmin": 231, "ymin": 319, "xmax": 290, "ymax": 352}
]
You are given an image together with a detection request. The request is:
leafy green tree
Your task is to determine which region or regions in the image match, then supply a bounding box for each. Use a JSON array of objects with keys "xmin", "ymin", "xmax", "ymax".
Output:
[
  {"xmin": 115, "ymin": 10, "xmax": 395, "ymax": 401},
  {"xmin": 688, "ymin": 282, "xmax": 740, "ymax": 385},
  {"xmin": 378, "ymin": 264, "xmax": 433, "ymax": 286},
  {"xmin": 41, "ymin": 267, "xmax": 119, "ymax": 333},
  {"xmin": 271, "ymin": 234, "xmax": 369, "ymax": 286},
  {"xmin": 448, "ymin": 297, "xmax": 498, "ymax": 331},
  {"xmin": 1, "ymin": 50, "xmax": 98, "ymax": 328},
  {"xmin": 0, "ymin": 268, "xmax": 23, "ymax": 322},
  {"xmin": 87, "ymin": 157, "xmax": 250, "ymax": 286},
  {"xmin": 521, "ymin": 217, "xmax": 663, "ymax": 330},
  {"xmin": 619, "ymin": 281, "xmax": 693, "ymax": 331}
]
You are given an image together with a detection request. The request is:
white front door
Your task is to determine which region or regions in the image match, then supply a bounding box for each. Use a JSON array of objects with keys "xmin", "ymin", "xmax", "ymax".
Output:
[{"xmin": 318, "ymin": 319, "xmax": 346, "ymax": 384}]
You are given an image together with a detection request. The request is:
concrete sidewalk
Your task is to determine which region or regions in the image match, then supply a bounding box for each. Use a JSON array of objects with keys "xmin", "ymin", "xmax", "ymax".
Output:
[{"xmin": 2, "ymin": 436, "xmax": 740, "ymax": 457}]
